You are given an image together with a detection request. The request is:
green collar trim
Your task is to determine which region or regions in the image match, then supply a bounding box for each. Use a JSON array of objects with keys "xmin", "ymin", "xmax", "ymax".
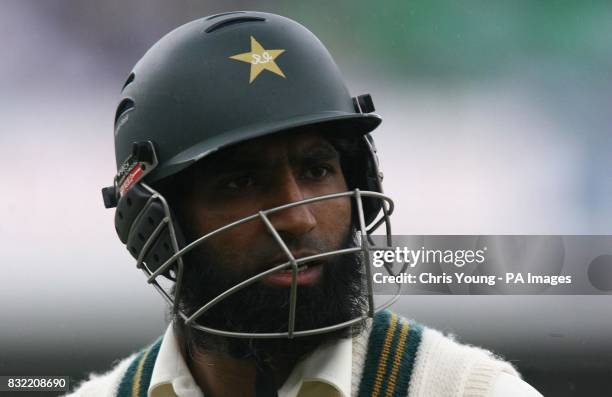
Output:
[
  {"xmin": 116, "ymin": 336, "xmax": 163, "ymax": 397},
  {"xmin": 357, "ymin": 310, "xmax": 423, "ymax": 397}
]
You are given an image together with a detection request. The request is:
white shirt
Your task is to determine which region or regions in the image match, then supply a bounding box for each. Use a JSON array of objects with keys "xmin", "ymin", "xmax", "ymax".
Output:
[{"xmin": 147, "ymin": 325, "xmax": 542, "ymax": 397}]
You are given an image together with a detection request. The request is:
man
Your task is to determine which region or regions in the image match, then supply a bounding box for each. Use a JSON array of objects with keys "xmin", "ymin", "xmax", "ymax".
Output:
[{"xmin": 69, "ymin": 12, "xmax": 542, "ymax": 397}]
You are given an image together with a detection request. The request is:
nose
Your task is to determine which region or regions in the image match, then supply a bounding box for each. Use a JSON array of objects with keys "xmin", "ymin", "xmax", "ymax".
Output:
[{"xmin": 266, "ymin": 172, "xmax": 317, "ymax": 238}]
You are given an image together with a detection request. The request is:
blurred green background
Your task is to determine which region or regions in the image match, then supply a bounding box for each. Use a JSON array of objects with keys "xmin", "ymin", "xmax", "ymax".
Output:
[{"xmin": 1, "ymin": 1, "xmax": 611, "ymax": 396}]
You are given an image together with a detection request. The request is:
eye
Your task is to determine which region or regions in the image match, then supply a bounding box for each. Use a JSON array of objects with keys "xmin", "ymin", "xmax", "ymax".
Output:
[
  {"xmin": 224, "ymin": 175, "xmax": 254, "ymax": 189},
  {"xmin": 303, "ymin": 165, "xmax": 332, "ymax": 180}
]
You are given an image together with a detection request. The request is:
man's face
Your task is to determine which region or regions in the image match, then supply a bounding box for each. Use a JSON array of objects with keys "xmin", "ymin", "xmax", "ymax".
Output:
[
  {"xmin": 166, "ymin": 130, "xmax": 366, "ymax": 352},
  {"xmin": 178, "ymin": 130, "xmax": 352, "ymax": 286}
]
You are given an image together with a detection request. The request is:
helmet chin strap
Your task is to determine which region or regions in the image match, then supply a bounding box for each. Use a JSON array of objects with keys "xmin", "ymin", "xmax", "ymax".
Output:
[{"xmin": 254, "ymin": 356, "xmax": 279, "ymax": 397}]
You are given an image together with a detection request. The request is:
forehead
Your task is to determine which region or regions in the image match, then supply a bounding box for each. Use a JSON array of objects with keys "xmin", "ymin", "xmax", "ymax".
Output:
[{"xmin": 202, "ymin": 130, "xmax": 338, "ymax": 169}]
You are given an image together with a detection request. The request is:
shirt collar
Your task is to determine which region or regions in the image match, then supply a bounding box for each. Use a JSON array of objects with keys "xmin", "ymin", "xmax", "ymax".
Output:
[
  {"xmin": 278, "ymin": 335, "xmax": 352, "ymax": 397},
  {"xmin": 148, "ymin": 325, "xmax": 203, "ymax": 397},
  {"xmin": 148, "ymin": 324, "xmax": 352, "ymax": 397}
]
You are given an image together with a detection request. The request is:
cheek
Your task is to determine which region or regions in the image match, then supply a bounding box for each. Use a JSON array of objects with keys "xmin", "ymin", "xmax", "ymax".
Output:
[
  {"xmin": 315, "ymin": 196, "xmax": 352, "ymax": 245},
  {"xmin": 179, "ymin": 202, "xmax": 265, "ymax": 271},
  {"xmin": 182, "ymin": 192, "xmax": 259, "ymax": 240}
]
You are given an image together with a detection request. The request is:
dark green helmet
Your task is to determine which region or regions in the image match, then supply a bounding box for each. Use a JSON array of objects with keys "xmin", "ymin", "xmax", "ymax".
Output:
[
  {"xmin": 102, "ymin": 12, "xmax": 397, "ymax": 341},
  {"xmin": 113, "ymin": 11, "xmax": 381, "ymax": 184}
]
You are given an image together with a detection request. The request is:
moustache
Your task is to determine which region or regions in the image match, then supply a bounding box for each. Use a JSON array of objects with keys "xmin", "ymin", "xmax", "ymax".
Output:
[{"xmin": 237, "ymin": 235, "xmax": 343, "ymax": 275}]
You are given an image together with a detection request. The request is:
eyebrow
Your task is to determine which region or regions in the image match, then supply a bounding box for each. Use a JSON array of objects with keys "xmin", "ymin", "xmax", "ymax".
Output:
[
  {"xmin": 205, "ymin": 151, "xmax": 272, "ymax": 175},
  {"xmin": 295, "ymin": 142, "xmax": 340, "ymax": 164}
]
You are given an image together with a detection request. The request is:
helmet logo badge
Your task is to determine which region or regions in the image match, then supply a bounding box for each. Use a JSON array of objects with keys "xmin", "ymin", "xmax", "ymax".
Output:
[{"xmin": 229, "ymin": 36, "xmax": 286, "ymax": 83}]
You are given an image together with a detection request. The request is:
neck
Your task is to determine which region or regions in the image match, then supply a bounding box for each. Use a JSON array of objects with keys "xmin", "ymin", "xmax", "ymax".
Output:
[{"xmin": 184, "ymin": 347, "xmax": 296, "ymax": 397}]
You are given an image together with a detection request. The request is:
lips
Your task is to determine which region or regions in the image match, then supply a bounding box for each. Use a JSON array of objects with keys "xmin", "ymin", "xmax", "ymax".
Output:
[
  {"xmin": 261, "ymin": 262, "xmax": 323, "ymax": 287},
  {"xmin": 260, "ymin": 253, "xmax": 325, "ymax": 287}
]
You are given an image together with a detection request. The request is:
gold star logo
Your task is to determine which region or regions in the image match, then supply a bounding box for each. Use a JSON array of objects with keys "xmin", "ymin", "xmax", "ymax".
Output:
[{"xmin": 229, "ymin": 36, "xmax": 286, "ymax": 83}]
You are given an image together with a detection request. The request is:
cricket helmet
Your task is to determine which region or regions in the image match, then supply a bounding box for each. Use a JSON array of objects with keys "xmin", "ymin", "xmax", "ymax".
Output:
[{"xmin": 102, "ymin": 11, "xmax": 398, "ymax": 339}]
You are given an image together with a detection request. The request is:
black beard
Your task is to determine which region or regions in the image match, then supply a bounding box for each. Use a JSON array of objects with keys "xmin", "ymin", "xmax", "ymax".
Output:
[{"xmin": 172, "ymin": 231, "xmax": 367, "ymax": 366}]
